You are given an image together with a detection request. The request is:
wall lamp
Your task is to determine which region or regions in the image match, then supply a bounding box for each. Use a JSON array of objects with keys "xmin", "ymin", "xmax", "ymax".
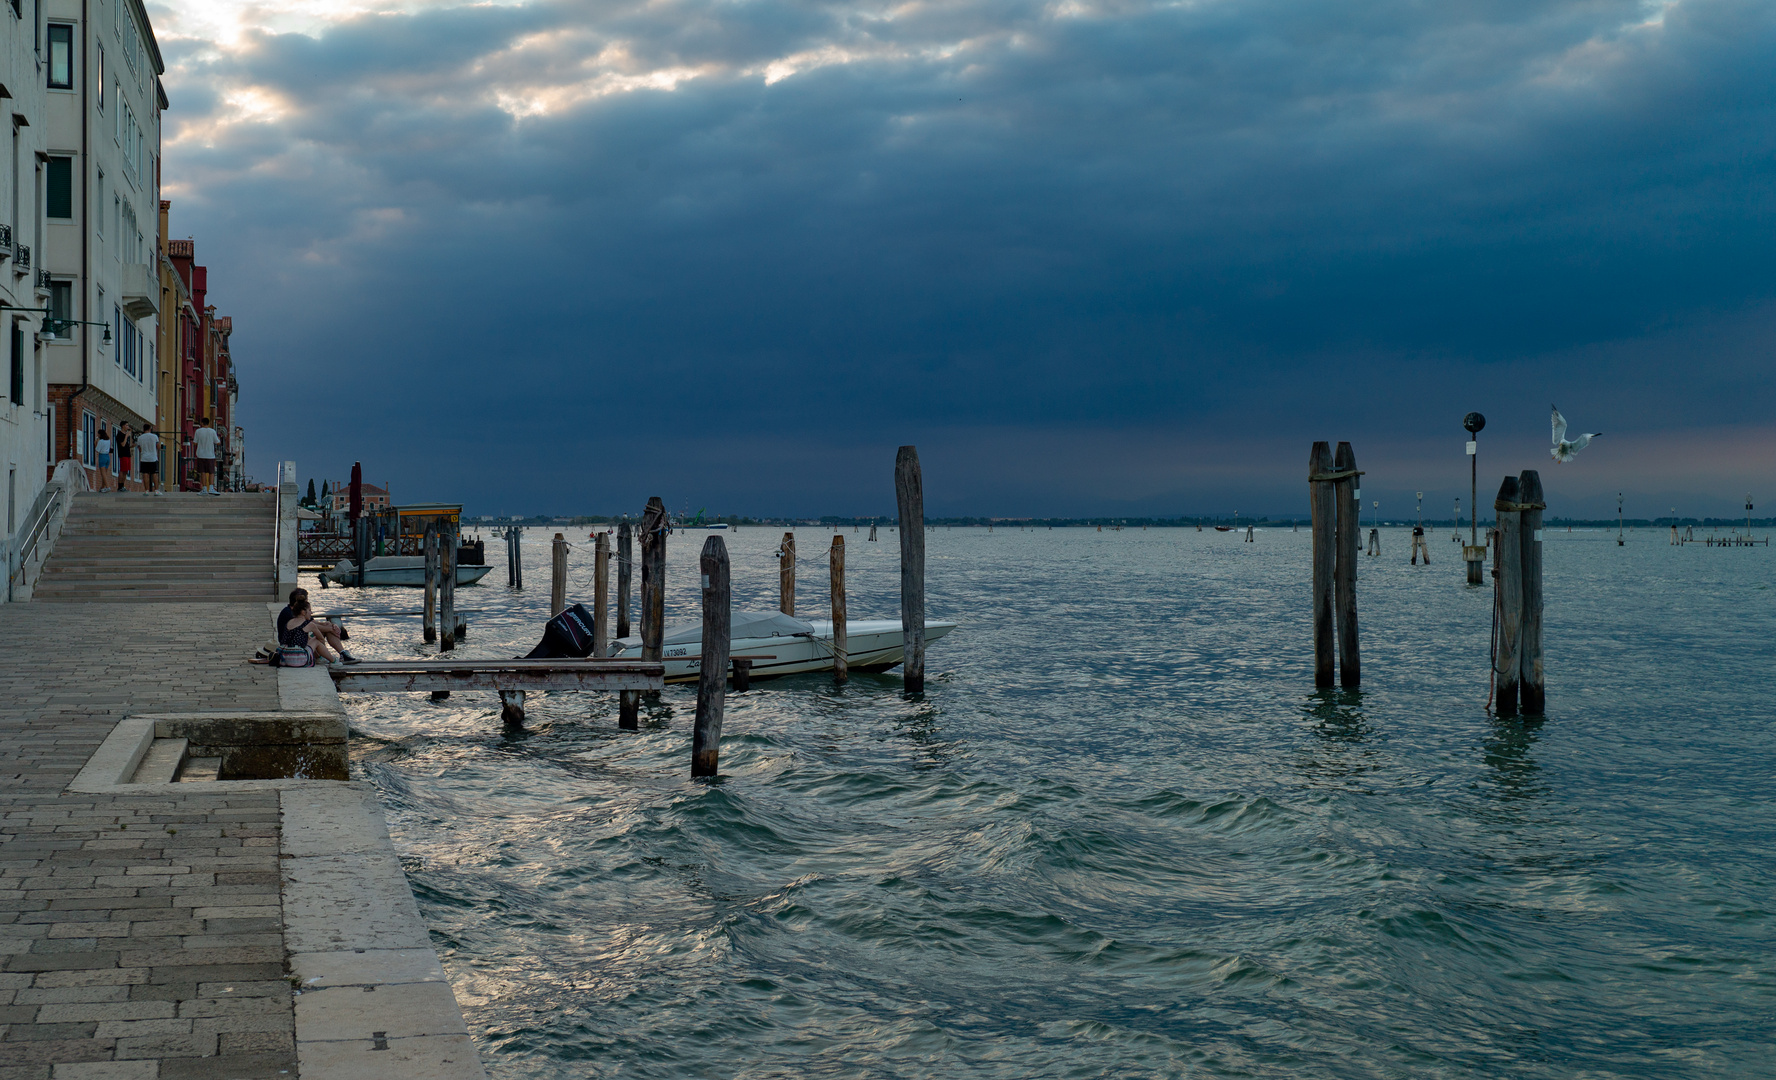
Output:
[{"xmin": 0, "ymin": 304, "xmax": 112, "ymax": 343}]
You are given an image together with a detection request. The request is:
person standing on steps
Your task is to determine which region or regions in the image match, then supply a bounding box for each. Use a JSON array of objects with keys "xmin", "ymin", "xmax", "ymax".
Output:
[
  {"xmin": 95, "ymin": 425, "xmax": 114, "ymax": 491},
  {"xmin": 115, "ymin": 423, "xmax": 135, "ymax": 492},
  {"xmin": 193, "ymin": 417, "xmax": 220, "ymax": 495},
  {"xmin": 136, "ymin": 424, "xmax": 162, "ymax": 495}
]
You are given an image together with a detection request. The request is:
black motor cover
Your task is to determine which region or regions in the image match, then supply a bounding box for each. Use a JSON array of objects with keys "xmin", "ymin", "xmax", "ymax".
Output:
[{"xmin": 524, "ymin": 603, "xmax": 596, "ymax": 659}]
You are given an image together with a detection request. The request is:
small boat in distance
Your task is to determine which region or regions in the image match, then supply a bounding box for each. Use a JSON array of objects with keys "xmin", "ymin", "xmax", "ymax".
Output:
[
  {"xmin": 1214, "ymin": 525, "xmax": 1234, "ymax": 532},
  {"xmin": 320, "ymin": 556, "xmax": 494, "ymax": 587},
  {"xmin": 610, "ymin": 610, "xmax": 956, "ymax": 683}
]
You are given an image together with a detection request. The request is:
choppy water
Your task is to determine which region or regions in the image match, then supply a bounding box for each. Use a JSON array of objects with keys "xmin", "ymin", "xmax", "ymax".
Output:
[{"xmin": 311, "ymin": 525, "xmax": 1776, "ymax": 1078}]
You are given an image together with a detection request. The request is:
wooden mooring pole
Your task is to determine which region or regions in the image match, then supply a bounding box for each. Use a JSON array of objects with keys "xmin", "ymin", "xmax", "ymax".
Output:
[
  {"xmin": 616, "ymin": 519, "xmax": 633, "ymax": 639},
  {"xmin": 830, "ymin": 534, "xmax": 848, "ymax": 684},
  {"xmin": 1492, "ymin": 475, "xmax": 1523, "ymax": 715},
  {"xmin": 439, "ymin": 519, "xmax": 458, "ymax": 653},
  {"xmin": 422, "ymin": 522, "xmax": 438, "ymax": 644},
  {"xmin": 641, "ymin": 497, "xmax": 667, "ymax": 699},
  {"xmin": 896, "ymin": 446, "xmax": 926, "ymax": 694},
  {"xmin": 1333, "ymin": 442, "xmax": 1362, "ymax": 688},
  {"xmin": 691, "ymin": 535, "xmax": 730, "ymax": 777},
  {"xmin": 550, "ymin": 533, "xmax": 568, "ymax": 617},
  {"xmin": 593, "ymin": 532, "xmax": 610, "ymax": 657},
  {"xmin": 1308, "ymin": 441, "xmax": 1336, "ymax": 688},
  {"xmin": 779, "ymin": 532, "xmax": 796, "ymax": 615},
  {"xmin": 1518, "ymin": 470, "xmax": 1546, "ymax": 714}
]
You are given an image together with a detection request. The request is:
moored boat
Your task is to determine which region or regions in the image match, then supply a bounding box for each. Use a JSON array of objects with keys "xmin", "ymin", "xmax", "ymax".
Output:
[
  {"xmin": 609, "ymin": 610, "xmax": 956, "ymax": 683},
  {"xmin": 320, "ymin": 556, "xmax": 495, "ymax": 587}
]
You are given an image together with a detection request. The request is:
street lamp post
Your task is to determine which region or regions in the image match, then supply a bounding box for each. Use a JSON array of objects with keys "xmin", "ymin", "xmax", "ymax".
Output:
[{"xmin": 1463, "ymin": 412, "xmax": 1487, "ymax": 584}]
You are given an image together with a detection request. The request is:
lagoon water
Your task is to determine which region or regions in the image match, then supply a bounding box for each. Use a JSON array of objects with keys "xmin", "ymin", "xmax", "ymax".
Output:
[{"xmin": 312, "ymin": 525, "xmax": 1776, "ymax": 1078}]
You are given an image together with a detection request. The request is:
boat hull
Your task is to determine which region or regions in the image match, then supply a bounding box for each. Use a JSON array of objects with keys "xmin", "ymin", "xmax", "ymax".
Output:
[
  {"xmin": 319, "ymin": 557, "xmax": 494, "ymax": 587},
  {"xmin": 613, "ymin": 619, "xmax": 955, "ymax": 683}
]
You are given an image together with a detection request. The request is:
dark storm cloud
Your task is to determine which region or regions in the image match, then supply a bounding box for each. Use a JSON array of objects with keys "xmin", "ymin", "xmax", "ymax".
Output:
[{"xmin": 162, "ymin": 0, "xmax": 1776, "ymax": 515}]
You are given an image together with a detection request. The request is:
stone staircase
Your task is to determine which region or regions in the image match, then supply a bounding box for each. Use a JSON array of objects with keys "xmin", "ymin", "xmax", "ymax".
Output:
[{"xmin": 32, "ymin": 492, "xmax": 279, "ymax": 602}]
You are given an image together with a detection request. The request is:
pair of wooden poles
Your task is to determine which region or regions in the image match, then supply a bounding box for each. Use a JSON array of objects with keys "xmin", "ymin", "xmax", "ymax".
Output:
[
  {"xmin": 421, "ymin": 520, "xmax": 460, "ymax": 651},
  {"xmin": 774, "ymin": 532, "xmax": 853, "ymax": 684},
  {"xmin": 691, "ymin": 445, "xmax": 928, "ymax": 776}
]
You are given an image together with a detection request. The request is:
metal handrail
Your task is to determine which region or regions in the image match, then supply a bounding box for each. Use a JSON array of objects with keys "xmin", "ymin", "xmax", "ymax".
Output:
[
  {"xmin": 8, "ymin": 482, "xmax": 65, "ymax": 598},
  {"xmin": 273, "ymin": 462, "xmax": 286, "ymax": 586}
]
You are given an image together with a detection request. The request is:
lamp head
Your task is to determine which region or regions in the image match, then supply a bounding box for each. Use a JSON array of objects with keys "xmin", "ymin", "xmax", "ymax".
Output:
[
  {"xmin": 102, "ymin": 325, "xmax": 112, "ymax": 344},
  {"xmin": 1463, "ymin": 412, "xmax": 1486, "ymax": 434}
]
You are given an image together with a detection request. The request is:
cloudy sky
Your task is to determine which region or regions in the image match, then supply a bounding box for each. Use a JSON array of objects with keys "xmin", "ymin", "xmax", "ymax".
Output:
[{"xmin": 152, "ymin": 0, "xmax": 1776, "ymax": 519}]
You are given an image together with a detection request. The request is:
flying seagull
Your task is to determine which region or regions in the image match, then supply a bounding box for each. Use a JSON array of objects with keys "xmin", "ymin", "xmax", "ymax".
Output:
[{"xmin": 1550, "ymin": 405, "xmax": 1601, "ymax": 463}]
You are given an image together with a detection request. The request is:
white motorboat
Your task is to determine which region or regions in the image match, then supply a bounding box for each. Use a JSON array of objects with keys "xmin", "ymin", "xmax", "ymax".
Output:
[
  {"xmin": 609, "ymin": 610, "xmax": 956, "ymax": 683},
  {"xmin": 320, "ymin": 556, "xmax": 495, "ymax": 587}
]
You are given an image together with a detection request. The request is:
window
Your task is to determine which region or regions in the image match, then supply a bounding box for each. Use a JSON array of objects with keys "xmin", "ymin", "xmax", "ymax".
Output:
[
  {"xmin": 82, "ymin": 411, "xmax": 97, "ymax": 466},
  {"xmin": 46, "ymin": 403, "xmax": 56, "ymax": 465},
  {"xmin": 48, "ymin": 24, "xmax": 73, "ymax": 89},
  {"xmin": 95, "ymin": 172, "xmax": 104, "ymax": 236},
  {"xmin": 47, "ymin": 281, "xmax": 71, "ymax": 339},
  {"xmin": 46, "ymin": 157, "xmax": 72, "ymax": 219},
  {"xmin": 97, "ymin": 47, "xmax": 106, "ymax": 111}
]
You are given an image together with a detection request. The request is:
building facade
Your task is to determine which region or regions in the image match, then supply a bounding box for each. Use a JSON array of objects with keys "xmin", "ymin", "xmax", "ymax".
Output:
[
  {"xmin": 3, "ymin": 0, "xmax": 55, "ymax": 592},
  {"xmin": 161, "ymin": 236, "xmax": 240, "ymax": 489},
  {"xmin": 42, "ymin": 0, "xmax": 165, "ymax": 491}
]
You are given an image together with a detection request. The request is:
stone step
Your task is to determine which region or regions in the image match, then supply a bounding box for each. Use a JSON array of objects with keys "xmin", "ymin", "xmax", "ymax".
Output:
[
  {"xmin": 131, "ymin": 739, "xmax": 189, "ymax": 784},
  {"xmin": 33, "ymin": 586, "xmax": 276, "ymax": 600}
]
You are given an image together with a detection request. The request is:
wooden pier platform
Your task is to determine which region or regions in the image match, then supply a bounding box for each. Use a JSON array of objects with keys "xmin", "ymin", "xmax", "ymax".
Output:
[{"xmin": 329, "ymin": 658, "xmax": 664, "ymax": 693}]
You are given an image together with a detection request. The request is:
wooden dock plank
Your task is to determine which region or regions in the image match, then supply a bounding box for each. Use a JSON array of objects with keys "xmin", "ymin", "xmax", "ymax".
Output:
[{"xmin": 330, "ymin": 659, "xmax": 664, "ymax": 693}]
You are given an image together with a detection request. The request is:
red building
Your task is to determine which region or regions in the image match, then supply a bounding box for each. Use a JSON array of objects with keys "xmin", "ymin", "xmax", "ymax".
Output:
[{"xmin": 165, "ymin": 240, "xmax": 238, "ymax": 489}]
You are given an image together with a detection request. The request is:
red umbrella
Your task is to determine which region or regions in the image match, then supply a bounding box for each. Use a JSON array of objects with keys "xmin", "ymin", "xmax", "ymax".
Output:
[{"xmin": 349, "ymin": 462, "xmax": 363, "ymax": 523}]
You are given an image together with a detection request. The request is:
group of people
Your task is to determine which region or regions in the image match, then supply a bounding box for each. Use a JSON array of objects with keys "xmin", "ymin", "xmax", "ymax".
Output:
[
  {"xmin": 276, "ymin": 588, "xmax": 362, "ymax": 666},
  {"xmin": 89, "ymin": 416, "xmax": 225, "ymax": 494}
]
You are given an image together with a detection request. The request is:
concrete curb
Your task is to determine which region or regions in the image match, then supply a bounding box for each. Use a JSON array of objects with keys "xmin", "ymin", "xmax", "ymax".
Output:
[{"xmin": 284, "ymin": 785, "xmax": 488, "ymax": 1079}]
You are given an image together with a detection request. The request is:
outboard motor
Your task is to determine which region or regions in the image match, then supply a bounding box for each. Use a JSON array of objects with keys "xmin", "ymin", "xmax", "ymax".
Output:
[{"xmin": 524, "ymin": 603, "xmax": 597, "ymax": 659}]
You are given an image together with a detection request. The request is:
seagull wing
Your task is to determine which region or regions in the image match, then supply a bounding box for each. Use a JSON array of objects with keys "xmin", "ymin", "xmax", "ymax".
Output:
[
  {"xmin": 1570, "ymin": 432, "xmax": 1598, "ymax": 453},
  {"xmin": 1551, "ymin": 405, "xmax": 1567, "ymax": 446}
]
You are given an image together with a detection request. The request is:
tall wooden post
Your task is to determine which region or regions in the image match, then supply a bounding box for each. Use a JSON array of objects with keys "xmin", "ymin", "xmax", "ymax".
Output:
[
  {"xmin": 830, "ymin": 535, "xmax": 848, "ymax": 683},
  {"xmin": 896, "ymin": 446, "xmax": 926, "ymax": 694},
  {"xmin": 779, "ymin": 532, "xmax": 796, "ymax": 615},
  {"xmin": 1308, "ymin": 442, "xmax": 1335, "ymax": 688},
  {"xmin": 513, "ymin": 527, "xmax": 523, "ymax": 589},
  {"xmin": 422, "ymin": 522, "xmax": 438, "ymax": 644},
  {"xmin": 618, "ymin": 514, "xmax": 640, "ymax": 729},
  {"xmin": 1493, "ymin": 476, "xmax": 1523, "ymax": 715},
  {"xmin": 505, "ymin": 529, "xmax": 514, "ymax": 587},
  {"xmin": 640, "ymin": 497, "xmax": 667, "ymax": 697},
  {"xmin": 1518, "ymin": 470, "xmax": 1546, "ymax": 714},
  {"xmin": 439, "ymin": 519, "xmax": 458, "ymax": 653},
  {"xmin": 616, "ymin": 519, "xmax": 633, "ymax": 639},
  {"xmin": 550, "ymin": 532, "xmax": 568, "ymax": 617},
  {"xmin": 1332, "ymin": 442, "xmax": 1361, "ymax": 688},
  {"xmin": 353, "ymin": 517, "xmax": 370, "ymax": 588},
  {"xmin": 593, "ymin": 532, "xmax": 610, "ymax": 657},
  {"xmin": 691, "ymin": 536, "xmax": 730, "ymax": 778}
]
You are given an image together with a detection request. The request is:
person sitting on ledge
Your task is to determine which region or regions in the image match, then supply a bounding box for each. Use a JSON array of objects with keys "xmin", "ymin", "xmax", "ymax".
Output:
[{"xmin": 278, "ymin": 587, "xmax": 358, "ymax": 664}]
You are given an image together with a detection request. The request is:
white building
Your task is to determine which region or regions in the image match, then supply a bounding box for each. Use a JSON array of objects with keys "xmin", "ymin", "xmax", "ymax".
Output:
[
  {"xmin": 42, "ymin": 0, "xmax": 164, "ymax": 486},
  {"xmin": 3, "ymin": 0, "xmax": 54, "ymax": 600}
]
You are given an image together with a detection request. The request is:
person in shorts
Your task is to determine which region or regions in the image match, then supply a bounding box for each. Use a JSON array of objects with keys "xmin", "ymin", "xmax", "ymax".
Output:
[
  {"xmin": 276, "ymin": 587, "xmax": 357, "ymax": 663},
  {"xmin": 94, "ymin": 425, "xmax": 113, "ymax": 491},
  {"xmin": 192, "ymin": 417, "xmax": 219, "ymax": 494},
  {"xmin": 136, "ymin": 423, "xmax": 161, "ymax": 495},
  {"xmin": 115, "ymin": 423, "xmax": 135, "ymax": 491},
  {"xmin": 280, "ymin": 598, "xmax": 343, "ymax": 664}
]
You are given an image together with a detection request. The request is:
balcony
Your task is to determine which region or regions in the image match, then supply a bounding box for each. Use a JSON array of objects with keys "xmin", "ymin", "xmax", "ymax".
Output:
[
  {"xmin": 0, "ymin": 223, "xmax": 11, "ymax": 260},
  {"xmin": 12, "ymin": 243, "xmax": 27, "ymax": 276},
  {"xmin": 121, "ymin": 262, "xmax": 158, "ymax": 319}
]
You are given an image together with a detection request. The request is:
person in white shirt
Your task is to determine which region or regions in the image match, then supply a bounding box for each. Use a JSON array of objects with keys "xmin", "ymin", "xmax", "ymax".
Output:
[
  {"xmin": 192, "ymin": 418, "xmax": 220, "ymax": 495},
  {"xmin": 136, "ymin": 424, "xmax": 162, "ymax": 496}
]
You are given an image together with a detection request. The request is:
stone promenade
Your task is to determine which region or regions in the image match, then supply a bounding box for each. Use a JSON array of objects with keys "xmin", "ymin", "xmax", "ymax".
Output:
[{"xmin": 0, "ymin": 603, "xmax": 296, "ymax": 1079}]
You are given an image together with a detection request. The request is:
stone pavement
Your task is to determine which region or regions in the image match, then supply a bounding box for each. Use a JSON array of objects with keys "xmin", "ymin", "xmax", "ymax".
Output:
[{"xmin": 0, "ymin": 602, "xmax": 297, "ymax": 1078}]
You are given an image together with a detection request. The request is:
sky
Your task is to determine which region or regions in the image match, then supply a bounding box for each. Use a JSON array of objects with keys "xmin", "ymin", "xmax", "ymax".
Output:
[{"xmin": 149, "ymin": 0, "xmax": 1776, "ymax": 520}]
